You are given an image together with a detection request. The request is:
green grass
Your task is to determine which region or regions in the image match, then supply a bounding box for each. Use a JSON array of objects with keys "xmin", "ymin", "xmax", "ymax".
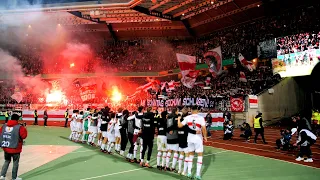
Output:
[{"xmin": 13, "ymin": 126, "xmax": 320, "ymax": 180}]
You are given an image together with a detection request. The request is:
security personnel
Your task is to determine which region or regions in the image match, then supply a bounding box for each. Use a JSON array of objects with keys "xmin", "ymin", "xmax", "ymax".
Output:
[
  {"xmin": 4, "ymin": 110, "xmax": 9, "ymax": 123},
  {"xmin": 64, "ymin": 109, "xmax": 69, "ymax": 128},
  {"xmin": 253, "ymin": 111, "xmax": 267, "ymax": 144},
  {"xmin": 312, "ymin": 110, "xmax": 320, "ymax": 125},
  {"xmin": 0, "ymin": 114, "xmax": 28, "ymax": 180},
  {"xmin": 33, "ymin": 110, "xmax": 38, "ymax": 125}
]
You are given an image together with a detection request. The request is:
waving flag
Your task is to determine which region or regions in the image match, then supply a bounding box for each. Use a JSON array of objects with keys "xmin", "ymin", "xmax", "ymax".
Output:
[
  {"xmin": 239, "ymin": 53, "xmax": 255, "ymax": 71},
  {"xmin": 204, "ymin": 46, "xmax": 223, "ymax": 77},
  {"xmin": 176, "ymin": 53, "xmax": 199, "ymax": 88},
  {"xmin": 239, "ymin": 71, "xmax": 247, "ymax": 82}
]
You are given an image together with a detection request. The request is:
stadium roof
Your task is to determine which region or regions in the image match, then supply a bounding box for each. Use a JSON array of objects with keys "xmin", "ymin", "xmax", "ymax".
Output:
[{"xmin": 0, "ymin": 0, "xmax": 310, "ymax": 40}]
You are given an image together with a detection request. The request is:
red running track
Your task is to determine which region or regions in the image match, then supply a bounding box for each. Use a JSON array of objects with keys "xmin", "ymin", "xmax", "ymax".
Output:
[{"xmin": 204, "ymin": 128, "xmax": 320, "ymax": 168}]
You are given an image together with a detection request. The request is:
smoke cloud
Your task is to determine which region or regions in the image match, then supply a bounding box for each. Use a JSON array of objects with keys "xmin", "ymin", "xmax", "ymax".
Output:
[{"xmin": 0, "ymin": 48, "xmax": 49, "ymax": 95}]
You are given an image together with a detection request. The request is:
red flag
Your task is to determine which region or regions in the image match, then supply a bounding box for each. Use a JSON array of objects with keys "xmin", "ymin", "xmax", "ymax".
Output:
[
  {"xmin": 239, "ymin": 71, "xmax": 247, "ymax": 82},
  {"xmin": 238, "ymin": 53, "xmax": 255, "ymax": 71},
  {"xmin": 230, "ymin": 97, "xmax": 244, "ymax": 112},
  {"xmin": 176, "ymin": 53, "xmax": 198, "ymax": 88}
]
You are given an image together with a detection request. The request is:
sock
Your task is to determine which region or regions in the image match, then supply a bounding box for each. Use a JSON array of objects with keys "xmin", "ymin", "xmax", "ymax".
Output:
[
  {"xmin": 81, "ymin": 133, "xmax": 85, "ymax": 141},
  {"xmin": 196, "ymin": 156, "xmax": 203, "ymax": 177},
  {"xmin": 88, "ymin": 134, "xmax": 92, "ymax": 143},
  {"xmin": 146, "ymin": 160, "xmax": 149, "ymax": 164},
  {"xmin": 188, "ymin": 155, "xmax": 194, "ymax": 174},
  {"xmin": 108, "ymin": 143, "xmax": 114, "ymax": 152},
  {"xmin": 141, "ymin": 159, "xmax": 144, "ymax": 163},
  {"xmin": 166, "ymin": 152, "xmax": 171, "ymax": 168},
  {"xmin": 98, "ymin": 140, "xmax": 101, "ymax": 146},
  {"xmin": 140, "ymin": 145, "xmax": 143, "ymax": 160},
  {"xmin": 183, "ymin": 156, "xmax": 188, "ymax": 173},
  {"xmin": 162, "ymin": 152, "xmax": 167, "ymax": 167},
  {"xmin": 129, "ymin": 154, "xmax": 133, "ymax": 159},
  {"xmin": 101, "ymin": 143, "xmax": 106, "ymax": 150},
  {"xmin": 78, "ymin": 133, "xmax": 82, "ymax": 141},
  {"xmin": 178, "ymin": 154, "xmax": 184, "ymax": 172},
  {"xmin": 106, "ymin": 142, "xmax": 111, "ymax": 151},
  {"xmin": 157, "ymin": 152, "xmax": 162, "ymax": 166},
  {"xmin": 172, "ymin": 153, "xmax": 178, "ymax": 169},
  {"xmin": 117, "ymin": 144, "xmax": 120, "ymax": 151},
  {"xmin": 134, "ymin": 143, "xmax": 138, "ymax": 159},
  {"xmin": 120, "ymin": 150, "xmax": 124, "ymax": 156}
]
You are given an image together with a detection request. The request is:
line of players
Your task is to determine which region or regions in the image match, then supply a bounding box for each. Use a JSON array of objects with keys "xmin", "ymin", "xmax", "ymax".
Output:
[{"xmin": 68, "ymin": 105, "xmax": 207, "ymax": 180}]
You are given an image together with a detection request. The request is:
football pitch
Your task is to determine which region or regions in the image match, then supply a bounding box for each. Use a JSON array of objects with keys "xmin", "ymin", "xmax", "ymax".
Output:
[{"xmin": 0, "ymin": 126, "xmax": 320, "ymax": 180}]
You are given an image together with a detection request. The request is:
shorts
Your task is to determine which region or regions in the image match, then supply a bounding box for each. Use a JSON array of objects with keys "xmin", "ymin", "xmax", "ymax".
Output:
[
  {"xmin": 76, "ymin": 122, "xmax": 83, "ymax": 132},
  {"xmin": 178, "ymin": 147, "xmax": 188, "ymax": 153},
  {"xmin": 157, "ymin": 135, "xmax": 167, "ymax": 151},
  {"xmin": 102, "ymin": 131, "xmax": 108, "ymax": 138},
  {"xmin": 107, "ymin": 133, "xmax": 116, "ymax": 142},
  {"xmin": 133, "ymin": 133, "xmax": 141, "ymax": 143},
  {"xmin": 88, "ymin": 126, "xmax": 98, "ymax": 134},
  {"xmin": 167, "ymin": 144, "xmax": 179, "ymax": 152},
  {"xmin": 115, "ymin": 129, "xmax": 121, "ymax": 138},
  {"xmin": 188, "ymin": 142, "xmax": 203, "ymax": 153}
]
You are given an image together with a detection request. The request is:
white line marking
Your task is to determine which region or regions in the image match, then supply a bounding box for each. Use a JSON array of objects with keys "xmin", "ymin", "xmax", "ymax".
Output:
[{"xmin": 78, "ymin": 150, "xmax": 227, "ymax": 180}]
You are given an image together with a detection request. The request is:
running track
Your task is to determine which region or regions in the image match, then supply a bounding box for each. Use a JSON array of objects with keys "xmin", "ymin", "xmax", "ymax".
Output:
[{"xmin": 205, "ymin": 128, "xmax": 320, "ymax": 168}]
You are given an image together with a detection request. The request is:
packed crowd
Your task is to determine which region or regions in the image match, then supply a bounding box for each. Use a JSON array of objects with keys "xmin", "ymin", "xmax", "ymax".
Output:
[
  {"xmin": 0, "ymin": 4, "xmax": 317, "ymax": 75},
  {"xmin": 0, "ymin": 64, "xmax": 280, "ymax": 106},
  {"xmin": 277, "ymin": 32, "xmax": 320, "ymax": 55}
]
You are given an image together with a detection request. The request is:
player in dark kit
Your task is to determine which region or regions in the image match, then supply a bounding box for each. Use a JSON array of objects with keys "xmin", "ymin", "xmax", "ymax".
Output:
[
  {"xmin": 120, "ymin": 110, "xmax": 130, "ymax": 156},
  {"xmin": 126, "ymin": 111, "xmax": 136, "ymax": 161},
  {"xmin": 140, "ymin": 107, "xmax": 156, "ymax": 167},
  {"xmin": 156, "ymin": 111, "xmax": 168, "ymax": 170},
  {"xmin": 100, "ymin": 107, "xmax": 111, "ymax": 153},
  {"xmin": 165, "ymin": 108, "xmax": 179, "ymax": 172}
]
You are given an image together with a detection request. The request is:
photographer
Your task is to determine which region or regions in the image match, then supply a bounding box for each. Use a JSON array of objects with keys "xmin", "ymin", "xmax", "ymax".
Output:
[
  {"xmin": 276, "ymin": 129, "xmax": 292, "ymax": 151},
  {"xmin": 240, "ymin": 122, "xmax": 252, "ymax": 142},
  {"xmin": 0, "ymin": 114, "xmax": 28, "ymax": 180}
]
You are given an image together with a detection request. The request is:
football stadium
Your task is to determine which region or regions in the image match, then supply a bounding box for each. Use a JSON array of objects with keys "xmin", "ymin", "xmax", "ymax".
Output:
[{"xmin": 0, "ymin": 0, "xmax": 320, "ymax": 180}]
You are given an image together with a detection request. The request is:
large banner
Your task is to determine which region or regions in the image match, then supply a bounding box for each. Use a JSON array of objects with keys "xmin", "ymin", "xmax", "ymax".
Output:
[
  {"xmin": 80, "ymin": 84, "xmax": 97, "ymax": 102},
  {"xmin": 257, "ymin": 39, "xmax": 277, "ymax": 58},
  {"xmin": 140, "ymin": 96, "xmax": 245, "ymax": 112}
]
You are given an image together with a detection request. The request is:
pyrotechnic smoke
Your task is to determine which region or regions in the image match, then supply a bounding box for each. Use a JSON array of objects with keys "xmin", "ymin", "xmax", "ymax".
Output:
[{"xmin": 0, "ymin": 48, "xmax": 49, "ymax": 95}]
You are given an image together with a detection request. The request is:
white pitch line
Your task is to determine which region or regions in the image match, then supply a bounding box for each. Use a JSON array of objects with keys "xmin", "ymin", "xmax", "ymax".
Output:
[{"xmin": 78, "ymin": 150, "xmax": 228, "ymax": 180}]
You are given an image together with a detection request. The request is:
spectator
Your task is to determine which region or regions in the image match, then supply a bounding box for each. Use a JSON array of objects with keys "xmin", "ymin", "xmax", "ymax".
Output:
[{"xmin": 205, "ymin": 113, "xmax": 212, "ymax": 137}]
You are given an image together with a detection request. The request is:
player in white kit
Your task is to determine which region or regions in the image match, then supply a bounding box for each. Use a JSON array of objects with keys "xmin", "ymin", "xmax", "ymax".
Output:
[
  {"xmin": 69, "ymin": 111, "xmax": 78, "ymax": 141},
  {"xmin": 114, "ymin": 108, "xmax": 123, "ymax": 153},
  {"xmin": 97, "ymin": 112, "xmax": 103, "ymax": 146},
  {"xmin": 75, "ymin": 111, "xmax": 84, "ymax": 142},
  {"xmin": 106, "ymin": 113, "xmax": 116, "ymax": 154},
  {"xmin": 178, "ymin": 106, "xmax": 207, "ymax": 180}
]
